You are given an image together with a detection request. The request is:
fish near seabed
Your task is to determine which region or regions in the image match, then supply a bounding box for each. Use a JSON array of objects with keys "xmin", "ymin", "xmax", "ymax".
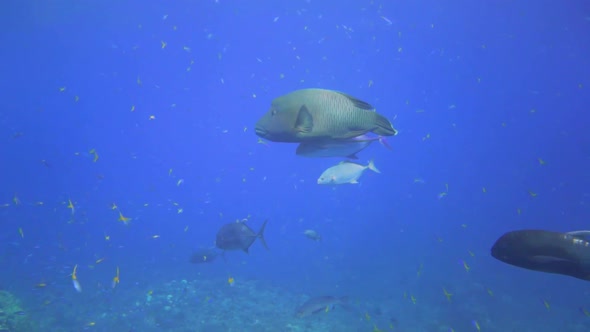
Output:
[
  {"xmin": 491, "ymin": 229, "xmax": 590, "ymax": 281},
  {"xmin": 255, "ymin": 89, "xmax": 397, "ymax": 142},
  {"xmin": 317, "ymin": 160, "xmax": 380, "ymax": 185},
  {"xmin": 296, "ymin": 296, "xmax": 349, "ymax": 317},
  {"xmin": 216, "ymin": 219, "xmax": 269, "ymax": 253}
]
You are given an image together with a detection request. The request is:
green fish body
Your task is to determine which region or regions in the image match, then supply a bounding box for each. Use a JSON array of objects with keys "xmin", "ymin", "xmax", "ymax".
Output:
[{"xmin": 255, "ymin": 89, "xmax": 397, "ymax": 142}]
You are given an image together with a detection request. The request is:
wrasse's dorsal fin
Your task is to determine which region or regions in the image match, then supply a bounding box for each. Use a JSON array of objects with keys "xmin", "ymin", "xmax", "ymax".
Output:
[{"xmin": 566, "ymin": 230, "xmax": 590, "ymax": 238}]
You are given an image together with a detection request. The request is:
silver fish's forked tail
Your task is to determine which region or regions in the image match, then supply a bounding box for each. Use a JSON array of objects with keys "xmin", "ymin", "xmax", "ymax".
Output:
[
  {"xmin": 258, "ymin": 219, "xmax": 269, "ymax": 250},
  {"xmin": 373, "ymin": 113, "xmax": 397, "ymax": 136},
  {"xmin": 367, "ymin": 160, "xmax": 380, "ymax": 174}
]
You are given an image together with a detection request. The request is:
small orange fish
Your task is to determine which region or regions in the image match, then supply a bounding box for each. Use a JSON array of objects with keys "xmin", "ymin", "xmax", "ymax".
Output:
[
  {"xmin": 118, "ymin": 211, "xmax": 131, "ymax": 224},
  {"xmin": 112, "ymin": 267, "xmax": 120, "ymax": 289}
]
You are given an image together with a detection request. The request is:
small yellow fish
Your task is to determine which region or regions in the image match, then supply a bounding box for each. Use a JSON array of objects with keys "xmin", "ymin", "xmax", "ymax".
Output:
[
  {"xmin": 487, "ymin": 288, "xmax": 494, "ymax": 297},
  {"xmin": 161, "ymin": 41, "xmax": 167, "ymax": 49},
  {"xmin": 111, "ymin": 203, "xmax": 118, "ymax": 210},
  {"xmin": 89, "ymin": 149, "xmax": 99, "ymax": 162},
  {"xmin": 472, "ymin": 320, "xmax": 480, "ymax": 331},
  {"xmin": 463, "ymin": 260, "xmax": 471, "ymax": 272},
  {"xmin": 112, "ymin": 267, "xmax": 120, "ymax": 289},
  {"xmin": 118, "ymin": 211, "xmax": 131, "ymax": 224},
  {"xmin": 67, "ymin": 199, "xmax": 75, "ymax": 214},
  {"xmin": 410, "ymin": 295, "xmax": 416, "ymax": 304},
  {"xmin": 95, "ymin": 257, "xmax": 106, "ymax": 264},
  {"xmin": 228, "ymin": 277, "xmax": 235, "ymax": 286},
  {"xmin": 543, "ymin": 299, "xmax": 550, "ymax": 310},
  {"xmin": 528, "ymin": 190, "xmax": 537, "ymax": 197},
  {"xmin": 538, "ymin": 158, "xmax": 545, "ymax": 165},
  {"xmin": 18, "ymin": 227, "xmax": 24, "ymax": 238},
  {"xmin": 443, "ymin": 288, "xmax": 453, "ymax": 302}
]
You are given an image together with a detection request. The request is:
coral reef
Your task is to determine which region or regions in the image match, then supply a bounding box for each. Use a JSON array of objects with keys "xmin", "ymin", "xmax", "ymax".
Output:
[{"xmin": 0, "ymin": 290, "xmax": 31, "ymax": 331}]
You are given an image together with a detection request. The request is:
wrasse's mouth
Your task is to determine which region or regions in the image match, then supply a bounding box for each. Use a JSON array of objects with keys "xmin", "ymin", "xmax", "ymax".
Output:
[{"xmin": 255, "ymin": 127, "xmax": 267, "ymax": 137}]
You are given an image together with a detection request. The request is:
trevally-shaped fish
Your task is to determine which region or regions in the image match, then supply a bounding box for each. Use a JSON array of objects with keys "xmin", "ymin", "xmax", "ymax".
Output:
[
  {"xmin": 317, "ymin": 160, "xmax": 380, "ymax": 185},
  {"xmin": 216, "ymin": 220, "xmax": 269, "ymax": 253}
]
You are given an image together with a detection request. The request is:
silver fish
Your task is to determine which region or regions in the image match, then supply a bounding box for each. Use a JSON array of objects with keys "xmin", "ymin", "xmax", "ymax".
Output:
[
  {"xmin": 303, "ymin": 229, "xmax": 321, "ymax": 241},
  {"xmin": 317, "ymin": 160, "xmax": 380, "ymax": 185}
]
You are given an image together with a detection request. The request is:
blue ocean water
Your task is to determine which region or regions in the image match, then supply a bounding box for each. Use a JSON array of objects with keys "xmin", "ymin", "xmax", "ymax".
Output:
[{"xmin": 1, "ymin": 1, "xmax": 589, "ymax": 331}]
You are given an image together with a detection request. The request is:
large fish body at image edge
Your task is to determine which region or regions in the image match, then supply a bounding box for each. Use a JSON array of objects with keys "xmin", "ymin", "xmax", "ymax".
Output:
[
  {"xmin": 295, "ymin": 133, "xmax": 391, "ymax": 159},
  {"xmin": 255, "ymin": 89, "xmax": 397, "ymax": 142},
  {"xmin": 215, "ymin": 220, "xmax": 269, "ymax": 253},
  {"xmin": 490, "ymin": 229, "xmax": 590, "ymax": 281}
]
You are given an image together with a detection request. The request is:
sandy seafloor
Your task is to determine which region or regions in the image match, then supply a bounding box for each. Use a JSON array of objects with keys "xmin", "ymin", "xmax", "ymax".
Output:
[{"xmin": 3, "ymin": 275, "xmax": 588, "ymax": 332}]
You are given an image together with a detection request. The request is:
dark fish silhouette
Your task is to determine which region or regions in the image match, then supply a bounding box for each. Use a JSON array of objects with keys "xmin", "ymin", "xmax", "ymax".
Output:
[
  {"xmin": 216, "ymin": 220, "xmax": 268, "ymax": 253},
  {"xmin": 295, "ymin": 133, "xmax": 391, "ymax": 159},
  {"xmin": 295, "ymin": 296, "xmax": 349, "ymax": 317},
  {"xmin": 491, "ymin": 229, "xmax": 590, "ymax": 281},
  {"xmin": 189, "ymin": 247, "xmax": 220, "ymax": 264}
]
